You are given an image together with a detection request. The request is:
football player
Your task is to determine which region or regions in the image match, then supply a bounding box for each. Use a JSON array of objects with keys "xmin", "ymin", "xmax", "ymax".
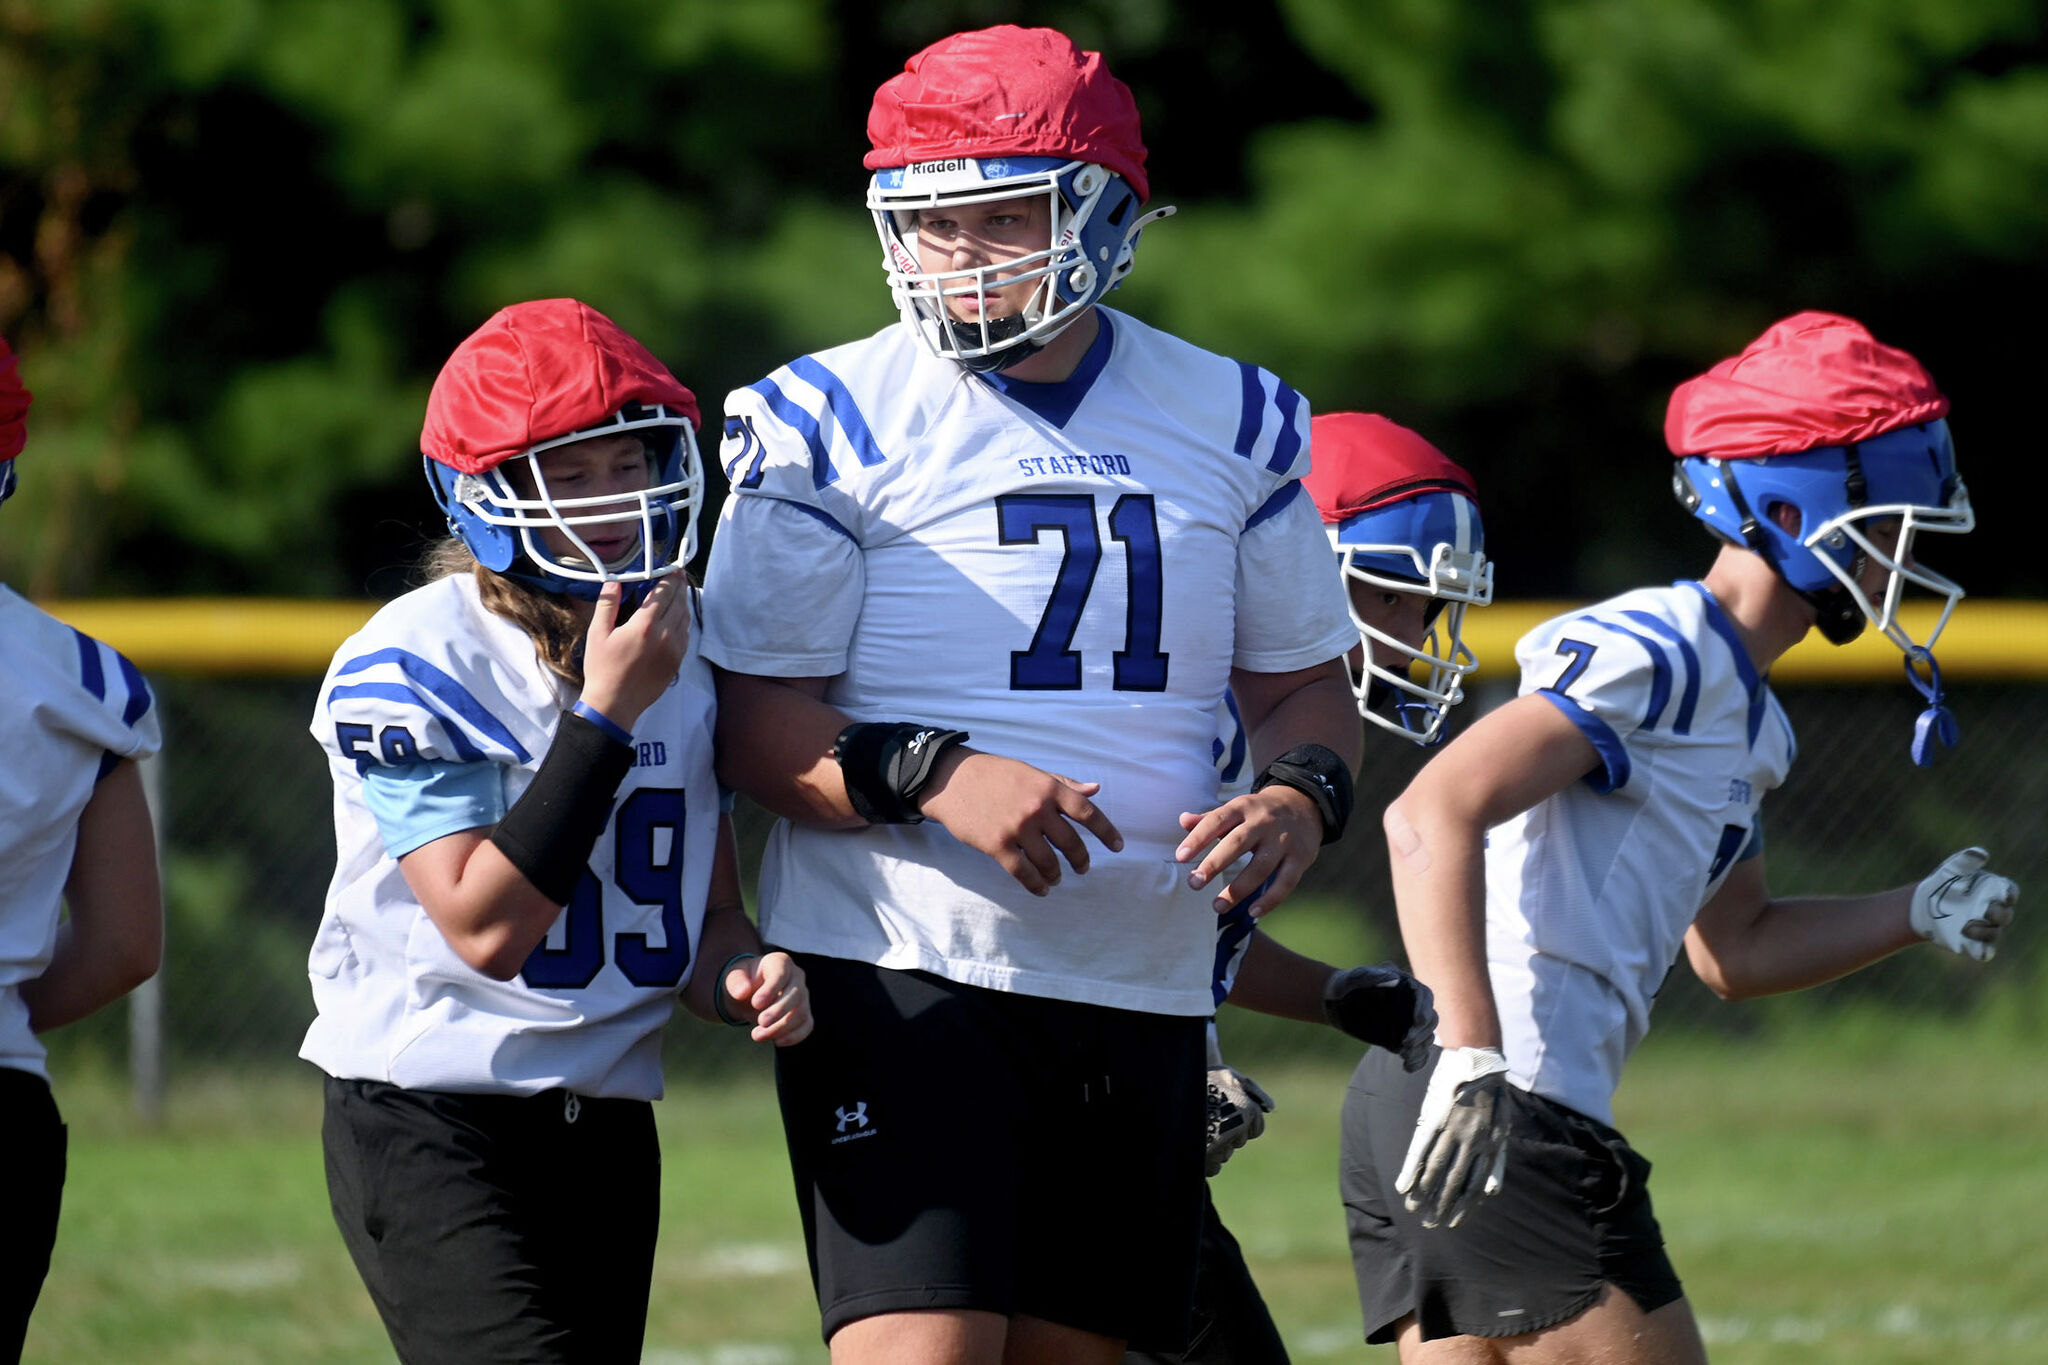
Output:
[
  {"xmin": 1142, "ymin": 412, "xmax": 1486, "ymax": 1365},
  {"xmin": 701, "ymin": 25, "xmax": 1361, "ymax": 1364},
  {"xmin": 1345, "ymin": 312, "xmax": 2019, "ymax": 1363},
  {"xmin": 302, "ymin": 299, "xmax": 810, "ymax": 1365},
  {"xmin": 0, "ymin": 334, "xmax": 165, "ymax": 1365}
]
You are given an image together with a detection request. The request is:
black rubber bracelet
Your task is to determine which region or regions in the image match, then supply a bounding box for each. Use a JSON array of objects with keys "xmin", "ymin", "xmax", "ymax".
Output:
[
  {"xmin": 1251, "ymin": 742, "xmax": 1354, "ymax": 845},
  {"xmin": 490, "ymin": 711, "xmax": 635, "ymax": 904},
  {"xmin": 833, "ymin": 722, "xmax": 971, "ymax": 824},
  {"xmin": 713, "ymin": 951, "xmax": 761, "ymax": 1027}
]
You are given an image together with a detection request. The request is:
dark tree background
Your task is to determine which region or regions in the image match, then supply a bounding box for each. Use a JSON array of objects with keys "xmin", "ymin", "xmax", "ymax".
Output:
[{"xmin": 3, "ymin": 0, "xmax": 2044, "ymax": 603}]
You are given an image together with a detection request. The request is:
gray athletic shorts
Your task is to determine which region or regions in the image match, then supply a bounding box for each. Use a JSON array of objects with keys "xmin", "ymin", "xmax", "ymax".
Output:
[{"xmin": 1339, "ymin": 1046, "xmax": 1683, "ymax": 1343}]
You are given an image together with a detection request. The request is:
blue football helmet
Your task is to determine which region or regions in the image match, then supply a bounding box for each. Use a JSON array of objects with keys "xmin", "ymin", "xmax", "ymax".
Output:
[
  {"xmin": 425, "ymin": 401, "xmax": 704, "ymax": 601},
  {"xmin": 868, "ymin": 156, "xmax": 1173, "ymax": 373},
  {"xmin": 1673, "ymin": 419, "xmax": 1972, "ymax": 651},
  {"xmin": 1332, "ymin": 489, "xmax": 1493, "ymax": 747}
]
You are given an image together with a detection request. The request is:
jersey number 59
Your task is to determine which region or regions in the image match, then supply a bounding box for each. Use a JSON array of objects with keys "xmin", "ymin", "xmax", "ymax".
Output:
[{"xmin": 522, "ymin": 786, "xmax": 691, "ymax": 990}]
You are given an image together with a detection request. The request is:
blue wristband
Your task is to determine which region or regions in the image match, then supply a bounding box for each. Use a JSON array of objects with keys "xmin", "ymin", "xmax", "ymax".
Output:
[{"xmin": 570, "ymin": 700, "xmax": 633, "ymax": 747}]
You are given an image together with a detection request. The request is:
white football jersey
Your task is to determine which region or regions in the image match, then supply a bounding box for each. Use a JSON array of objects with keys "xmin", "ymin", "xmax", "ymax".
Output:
[
  {"xmin": 702, "ymin": 310, "xmax": 1353, "ymax": 1015},
  {"xmin": 300, "ymin": 573, "xmax": 719, "ymax": 1099},
  {"xmin": 0, "ymin": 587, "xmax": 162, "ymax": 1080},
  {"xmin": 1485, "ymin": 581, "xmax": 1795, "ymax": 1124}
]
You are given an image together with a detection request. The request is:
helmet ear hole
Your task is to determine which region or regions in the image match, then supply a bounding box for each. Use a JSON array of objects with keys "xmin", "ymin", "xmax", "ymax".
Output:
[{"xmin": 1764, "ymin": 500, "xmax": 1802, "ymax": 536}]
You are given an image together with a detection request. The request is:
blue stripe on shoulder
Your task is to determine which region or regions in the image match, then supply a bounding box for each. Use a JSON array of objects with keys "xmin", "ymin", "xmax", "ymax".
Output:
[
  {"xmin": 786, "ymin": 357, "xmax": 887, "ymax": 471},
  {"xmin": 1243, "ymin": 480, "xmax": 1302, "ymax": 533},
  {"xmin": 747, "ymin": 377, "xmax": 839, "ymax": 490},
  {"xmin": 328, "ymin": 682, "xmax": 489, "ymax": 763},
  {"xmin": 1618, "ymin": 610, "xmax": 1700, "ymax": 735},
  {"xmin": 1233, "ymin": 363, "xmax": 1264, "ymax": 459},
  {"xmin": 115, "ymin": 652, "xmax": 153, "ymax": 727},
  {"xmin": 331, "ymin": 648, "xmax": 530, "ymax": 763},
  {"xmin": 1535, "ymin": 688, "xmax": 1631, "ymax": 793},
  {"xmin": 72, "ymin": 629, "xmax": 105, "ymax": 701},
  {"xmin": 1589, "ymin": 616, "xmax": 1673, "ymax": 733},
  {"xmin": 1267, "ymin": 381, "xmax": 1304, "ymax": 473}
]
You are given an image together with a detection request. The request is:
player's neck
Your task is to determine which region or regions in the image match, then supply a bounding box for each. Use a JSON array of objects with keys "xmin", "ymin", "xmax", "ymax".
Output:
[
  {"xmin": 990, "ymin": 308, "xmax": 1100, "ymax": 384},
  {"xmin": 1700, "ymin": 546, "xmax": 1815, "ymax": 672}
]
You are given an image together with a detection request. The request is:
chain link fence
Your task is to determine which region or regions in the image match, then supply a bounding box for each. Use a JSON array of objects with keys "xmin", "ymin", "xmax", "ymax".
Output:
[{"xmin": 45, "ymin": 673, "xmax": 2044, "ymax": 1088}]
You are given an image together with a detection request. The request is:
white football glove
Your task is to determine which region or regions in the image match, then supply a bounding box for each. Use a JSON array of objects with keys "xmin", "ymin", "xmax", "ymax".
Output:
[
  {"xmin": 1203, "ymin": 1065, "xmax": 1276, "ymax": 1177},
  {"xmin": 1910, "ymin": 847, "xmax": 2019, "ymax": 963},
  {"xmin": 1396, "ymin": 1045, "xmax": 1510, "ymax": 1230}
]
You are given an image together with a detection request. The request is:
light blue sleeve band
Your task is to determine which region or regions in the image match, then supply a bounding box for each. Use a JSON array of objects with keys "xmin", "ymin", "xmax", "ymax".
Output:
[
  {"xmin": 570, "ymin": 700, "xmax": 634, "ymax": 747},
  {"xmin": 362, "ymin": 759, "xmax": 508, "ymax": 859}
]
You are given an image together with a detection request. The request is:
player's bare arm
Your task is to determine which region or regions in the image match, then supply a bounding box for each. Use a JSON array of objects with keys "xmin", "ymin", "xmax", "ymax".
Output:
[
  {"xmin": 1387, "ymin": 692, "xmax": 1598, "ymax": 1047},
  {"xmin": 20, "ymin": 758, "xmax": 164, "ymax": 1032},
  {"xmin": 395, "ymin": 579, "xmax": 690, "ymax": 979},
  {"xmin": 1687, "ymin": 847, "xmax": 2016, "ymax": 1000},
  {"xmin": 1177, "ymin": 659, "xmax": 1358, "ymax": 917},
  {"xmin": 712, "ymin": 669, "xmax": 1124, "ymax": 895},
  {"xmin": 682, "ymin": 816, "xmax": 813, "ymax": 1045},
  {"xmin": 1226, "ymin": 930, "xmax": 1436, "ymax": 1071},
  {"xmin": 711, "ymin": 670, "xmax": 867, "ymax": 828},
  {"xmin": 1385, "ymin": 692, "xmax": 1600, "ymax": 1228}
]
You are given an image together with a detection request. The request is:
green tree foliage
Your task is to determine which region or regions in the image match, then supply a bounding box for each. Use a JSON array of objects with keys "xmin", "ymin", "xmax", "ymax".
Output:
[{"xmin": 2, "ymin": 0, "xmax": 2044, "ymax": 599}]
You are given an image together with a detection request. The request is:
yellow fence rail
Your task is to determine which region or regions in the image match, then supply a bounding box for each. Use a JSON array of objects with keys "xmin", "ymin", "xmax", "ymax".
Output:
[{"xmin": 37, "ymin": 597, "xmax": 2048, "ymax": 681}]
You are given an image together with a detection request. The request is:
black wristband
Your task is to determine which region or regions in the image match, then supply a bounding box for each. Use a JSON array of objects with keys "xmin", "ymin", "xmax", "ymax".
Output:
[
  {"xmin": 1251, "ymin": 742, "xmax": 1354, "ymax": 845},
  {"xmin": 490, "ymin": 711, "xmax": 636, "ymax": 904},
  {"xmin": 833, "ymin": 722, "xmax": 970, "ymax": 825}
]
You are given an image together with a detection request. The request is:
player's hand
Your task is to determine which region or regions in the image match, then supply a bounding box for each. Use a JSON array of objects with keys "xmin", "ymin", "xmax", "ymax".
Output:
[
  {"xmin": 1175, "ymin": 785, "xmax": 1323, "ymax": 917},
  {"xmin": 579, "ymin": 577, "xmax": 689, "ymax": 729},
  {"xmin": 1203, "ymin": 1065, "xmax": 1276, "ymax": 1177},
  {"xmin": 723, "ymin": 950, "xmax": 813, "ymax": 1046},
  {"xmin": 1323, "ymin": 964, "xmax": 1437, "ymax": 1073},
  {"xmin": 916, "ymin": 750, "xmax": 1123, "ymax": 895},
  {"xmin": 1910, "ymin": 846, "xmax": 2018, "ymax": 962},
  {"xmin": 1396, "ymin": 1045, "xmax": 1511, "ymax": 1229}
]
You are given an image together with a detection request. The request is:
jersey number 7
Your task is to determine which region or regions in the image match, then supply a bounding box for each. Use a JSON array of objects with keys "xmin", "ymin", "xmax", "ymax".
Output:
[{"xmin": 997, "ymin": 492, "xmax": 1168, "ymax": 691}]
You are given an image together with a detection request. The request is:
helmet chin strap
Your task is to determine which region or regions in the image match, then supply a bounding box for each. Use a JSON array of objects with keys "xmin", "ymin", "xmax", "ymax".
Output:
[
  {"xmin": 1365, "ymin": 676, "xmax": 1446, "ymax": 746},
  {"xmin": 945, "ymin": 313, "xmax": 1042, "ymax": 374},
  {"xmin": 1904, "ymin": 646, "xmax": 1959, "ymax": 767}
]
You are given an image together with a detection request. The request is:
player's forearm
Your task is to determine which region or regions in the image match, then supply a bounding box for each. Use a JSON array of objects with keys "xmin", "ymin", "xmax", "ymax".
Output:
[
  {"xmin": 710, "ymin": 668, "xmax": 865, "ymax": 828},
  {"xmin": 400, "ymin": 833, "xmax": 580, "ymax": 979},
  {"xmin": 26, "ymin": 761, "xmax": 164, "ymax": 1032},
  {"xmin": 1224, "ymin": 930, "xmax": 1337, "ymax": 1024},
  {"xmin": 1384, "ymin": 795, "xmax": 1497, "ymax": 1049},
  {"xmin": 1700, "ymin": 887, "xmax": 1920, "ymax": 1000},
  {"xmin": 681, "ymin": 820, "xmax": 763, "ymax": 1023},
  {"xmin": 1231, "ymin": 660, "xmax": 1363, "ymax": 775}
]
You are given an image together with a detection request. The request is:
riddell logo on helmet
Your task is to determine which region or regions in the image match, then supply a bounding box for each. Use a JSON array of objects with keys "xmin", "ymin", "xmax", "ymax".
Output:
[
  {"xmin": 906, "ymin": 159, "xmax": 982, "ymax": 178},
  {"xmin": 887, "ymin": 241, "xmax": 921, "ymax": 275}
]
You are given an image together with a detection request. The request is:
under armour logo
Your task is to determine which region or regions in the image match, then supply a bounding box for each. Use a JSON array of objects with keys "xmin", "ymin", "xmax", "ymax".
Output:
[
  {"xmin": 907, "ymin": 730, "xmax": 936, "ymax": 755},
  {"xmin": 835, "ymin": 1102, "xmax": 869, "ymax": 1133}
]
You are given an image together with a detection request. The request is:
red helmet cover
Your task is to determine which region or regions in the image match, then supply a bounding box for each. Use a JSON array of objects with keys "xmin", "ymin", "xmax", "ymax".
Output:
[
  {"xmin": 422, "ymin": 299, "xmax": 699, "ymax": 475},
  {"xmin": 1665, "ymin": 310, "xmax": 1948, "ymax": 460},
  {"xmin": 1304, "ymin": 412, "xmax": 1479, "ymax": 525},
  {"xmin": 864, "ymin": 25, "xmax": 1150, "ymax": 203},
  {"xmin": 0, "ymin": 335, "xmax": 30, "ymax": 463}
]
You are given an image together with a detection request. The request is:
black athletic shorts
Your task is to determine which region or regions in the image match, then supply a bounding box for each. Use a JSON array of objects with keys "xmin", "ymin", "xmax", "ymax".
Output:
[
  {"xmin": 1339, "ymin": 1046, "xmax": 1683, "ymax": 1343},
  {"xmin": 322, "ymin": 1075, "xmax": 659, "ymax": 1365},
  {"xmin": 1121, "ymin": 1182, "xmax": 1290, "ymax": 1365},
  {"xmin": 0, "ymin": 1068, "xmax": 64, "ymax": 1365},
  {"xmin": 774, "ymin": 954, "xmax": 1209, "ymax": 1351}
]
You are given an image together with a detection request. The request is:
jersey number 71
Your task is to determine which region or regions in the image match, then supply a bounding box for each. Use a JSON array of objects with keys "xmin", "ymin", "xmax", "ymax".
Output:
[{"xmin": 997, "ymin": 492, "xmax": 1168, "ymax": 692}]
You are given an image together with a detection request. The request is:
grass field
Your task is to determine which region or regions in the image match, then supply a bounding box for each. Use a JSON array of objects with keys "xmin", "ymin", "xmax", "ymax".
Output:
[{"xmin": 25, "ymin": 1015, "xmax": 2048, "ymax": 1364}]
